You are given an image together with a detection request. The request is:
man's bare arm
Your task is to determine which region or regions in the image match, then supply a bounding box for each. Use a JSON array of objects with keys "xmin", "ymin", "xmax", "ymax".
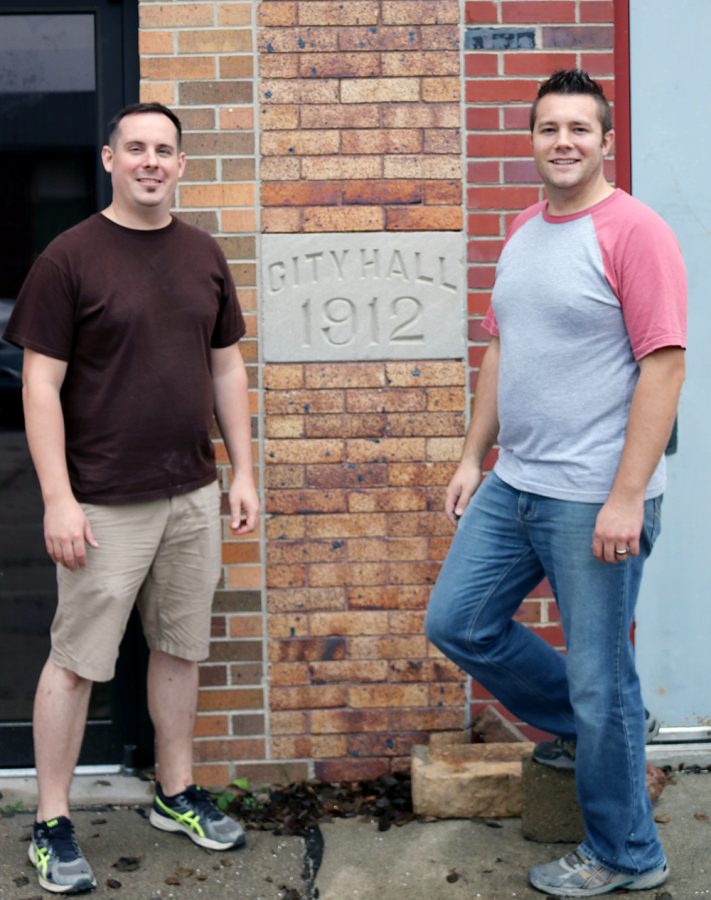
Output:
[
  {"xmin": 445, "ymin": 336, "xmax": 500, "ymax": 525},
  {"xmin": 211, "ymin": 343, "xmax": 259, "ymax": 534},
  {"xmin": 22, "ymin": 349, "xmax": 98, "ymax": 570},
  {"xmin": 593, "ymin": 346, "xmax": 685, "ymax": 563}
]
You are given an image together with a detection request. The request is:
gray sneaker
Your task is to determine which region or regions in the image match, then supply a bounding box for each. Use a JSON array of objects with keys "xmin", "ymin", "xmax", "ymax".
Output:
[
  {"xmin": 646, "ymin": 709, "xmax": 661, "ymax": 742},
  {"xmin": 532, "ymin": 735, "xmax": 577, "ymax": 770},
  {"xmin": 149, "ymin": 783, "xmax": 246, "ymax": 851},
  {"xmin": 529, "ymin": 847, "xmax": 668, "ymax": 896},
  {"xmin": 534, "ymin": 709, "xmax": 660, "ymax": 772},
  {"xmin": 29, "ymin": 816, "xmax": 96, "ymax": 894}
]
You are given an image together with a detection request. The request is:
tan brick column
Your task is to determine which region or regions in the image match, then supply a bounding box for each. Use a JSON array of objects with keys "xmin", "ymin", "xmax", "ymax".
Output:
[{"xmin": 259, "ymin": 0, "xmax": 467, "ymax": 780}]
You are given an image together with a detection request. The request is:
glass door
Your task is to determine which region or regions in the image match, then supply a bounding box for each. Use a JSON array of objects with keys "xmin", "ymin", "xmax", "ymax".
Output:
[{"xmin": 0, "ymin": 0, "xmax": 143, "ymax": 768}]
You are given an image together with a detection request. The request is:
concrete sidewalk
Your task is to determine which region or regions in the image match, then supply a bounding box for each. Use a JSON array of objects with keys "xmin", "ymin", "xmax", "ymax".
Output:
[{"xmin": 1, "ymin": 767, "xmax": 710, "ymax": 899}]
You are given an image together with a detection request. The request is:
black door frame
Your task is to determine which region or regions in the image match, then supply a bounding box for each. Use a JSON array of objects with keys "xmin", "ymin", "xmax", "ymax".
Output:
[{"xmin": 0, "ymin": 0, "xmax": 150, "ymax": 770}]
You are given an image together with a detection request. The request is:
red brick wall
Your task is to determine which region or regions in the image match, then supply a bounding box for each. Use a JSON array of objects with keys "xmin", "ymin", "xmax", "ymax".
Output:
[{"xmin": 465, "ymin": 0, "xmax": 615, "ymax": 740}]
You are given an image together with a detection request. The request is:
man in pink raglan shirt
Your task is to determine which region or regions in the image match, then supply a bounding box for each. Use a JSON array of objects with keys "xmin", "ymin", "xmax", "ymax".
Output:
[{"xmin": 425, "ymin": 70, "xmax": 687, "ymax": 896}]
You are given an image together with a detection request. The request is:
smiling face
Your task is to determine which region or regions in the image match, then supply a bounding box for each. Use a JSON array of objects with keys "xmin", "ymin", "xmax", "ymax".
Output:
[
  {"xmin": 101, "ymin": 112, "xmax": 186, "ymax": 228},
  {"xmin": 531, "ymin": 93, "xmax": 615, "ymax": 214}
]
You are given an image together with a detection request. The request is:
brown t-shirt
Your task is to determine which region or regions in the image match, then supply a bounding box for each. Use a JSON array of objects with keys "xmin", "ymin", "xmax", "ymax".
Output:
[{"xmin": 4, "ymin": 213, "xmax": 245, "ymax": 503}]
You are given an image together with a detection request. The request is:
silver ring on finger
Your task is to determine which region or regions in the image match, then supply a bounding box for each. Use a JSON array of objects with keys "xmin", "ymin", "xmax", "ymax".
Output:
[{"xmin": 614, "ymin": 547, "xmax": 630, "ymax": 556}]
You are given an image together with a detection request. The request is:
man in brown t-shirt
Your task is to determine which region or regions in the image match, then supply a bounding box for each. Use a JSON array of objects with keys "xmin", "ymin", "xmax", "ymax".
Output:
[{"xmin": 4, "ymin": 103, "xmax": 259, "ymax": 895}]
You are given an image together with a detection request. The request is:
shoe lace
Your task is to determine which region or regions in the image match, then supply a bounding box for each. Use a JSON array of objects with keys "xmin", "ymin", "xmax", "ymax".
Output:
[
  {"xmin": 561, "ymin": 848, "xmax": 589, "ymax": 871},
  {"xmin": 182, "ymin": 785, "xmax": 223, "ymax": 822},
  {"xmin": 45, "ymin": 820, "xmax": 80, "ymax": 861}
]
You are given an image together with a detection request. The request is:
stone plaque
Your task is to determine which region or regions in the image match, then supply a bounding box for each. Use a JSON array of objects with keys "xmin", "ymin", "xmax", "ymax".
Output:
[{"xmin": 261, "ymin": 232, "xmax": 465, "ymax": 362}]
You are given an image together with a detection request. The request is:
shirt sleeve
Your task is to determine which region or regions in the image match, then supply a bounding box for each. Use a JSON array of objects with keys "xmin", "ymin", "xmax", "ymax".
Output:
[
  {"xmin": 482, "ymin": 306, "xmax": 499, "ymax": 336},
  {"xmin": 2, "ymin": 256, "xmax": 76, "ymax": 360},
  {"xmin": 595, "ymin": 203, "xmax": 687, "ymax": 360},
  {"xmin": 210, "ymin": 248, "xmax": 246, "ymax": 348}
]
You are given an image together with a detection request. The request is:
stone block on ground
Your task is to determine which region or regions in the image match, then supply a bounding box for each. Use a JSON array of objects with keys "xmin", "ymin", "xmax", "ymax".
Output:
[
  {"xmin": 472, "ymin": 704, "xmax": 529, "ymax": 743},
  {"xmin": 411, "ymin": 741, "xmax": 534, "ymax": 819},
  {"xmin": 521, "ymin": 755, "xmax": 584, "ymax": 843},
  {"xmin": 521, "ymin": 758, "xmax": 670, "ymax": 844},
  {"xmin": 427, "ymin": 730, "xmax": 469, "ymax": 751}
]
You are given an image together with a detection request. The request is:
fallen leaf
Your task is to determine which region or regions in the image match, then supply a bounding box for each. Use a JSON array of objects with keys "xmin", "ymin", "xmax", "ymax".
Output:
[
  {"xmin": 694, "ymin": 812, "xmax": 709, "ymax": 822},
  {"xmin": 113, "ymin": 857, "xmax": 141, "ymax": 872},
  {"xmin": 221, "ymin": 771, "xmax": 415, "ymax": 836},
  {"xmin": 446, "ymin": 870, "xmax": 460, "ymax": 883},
  {"xmin": 165, "ymin": 875, "xmax": 181, "ymax": 885},
  {"xmin": 106, "ymin": 878, "xmax": 122, "ymax": 889},
  {"xmin": 654, "ymin": 813, "xmax": 670, "ymax": 824},
  {"xmin": 278, "ymin": 887, "xmax": 303, "ymax": 899}
]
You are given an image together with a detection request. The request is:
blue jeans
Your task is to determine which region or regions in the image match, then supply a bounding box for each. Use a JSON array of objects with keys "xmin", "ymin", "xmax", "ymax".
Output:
[{"xmin": 425, "ymin": 472, "xmax": 665, "ymax": 874}]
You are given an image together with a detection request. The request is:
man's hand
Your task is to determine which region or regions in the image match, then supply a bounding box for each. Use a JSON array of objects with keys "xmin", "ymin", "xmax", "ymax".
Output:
[
  {"xmin": 43, "ymin": 497, "xmax": 98, "ymax": 570},
  {"xmin": 228, "ymin": 473, "xmax": 260, "ymax": 534},
  {"xmin": 445, "ymin": 460, "xmax": 483, "ymax": 526},
  {"xmin": 592, "ymin": 494, "xmax": 644, "ymax": 564}
]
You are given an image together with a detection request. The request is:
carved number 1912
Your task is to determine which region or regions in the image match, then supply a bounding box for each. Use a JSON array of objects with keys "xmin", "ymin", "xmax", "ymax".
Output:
[{"xmin": 301, "ymin": 296, "xmax": 424, "ymax": 348}]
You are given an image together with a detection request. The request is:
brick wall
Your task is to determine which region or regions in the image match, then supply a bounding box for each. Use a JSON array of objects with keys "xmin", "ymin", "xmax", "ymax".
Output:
[
  {"xmin": 136, "ymin": 0, "xmax": 618, "ymax": 784},
  {"xmin": 139, "ymin": 1, "xmax": 267, "ymax": 787},
  {"xmin": 258, "ymin": 0, "xmax": 463, "ymax": 233},
  {"xmin": 465, "ymin": 0, "xmax": 616, "ymax": 741},
  {"xmin": 259, "ymin": 0, "xmax": 468, "ymax": 781},
  {"xmin": 265, "ymin": 361, "xmax": 467, "ymax": 779}
]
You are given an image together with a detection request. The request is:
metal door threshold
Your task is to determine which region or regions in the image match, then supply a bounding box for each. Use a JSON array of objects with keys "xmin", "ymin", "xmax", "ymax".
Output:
[
  {"xmin": 0, "ymin": 770, "xmax": 153, "ymax": 808},
  {"xmin": 655, "ymin": 726, "xmax": 711, "ymax": 743},
  {"xmin": 0, "ymin": 764, "xmax": 122, "ymax": 778}
]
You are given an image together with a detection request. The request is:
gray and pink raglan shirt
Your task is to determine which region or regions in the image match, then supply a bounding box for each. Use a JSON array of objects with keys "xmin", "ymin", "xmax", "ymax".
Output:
[{"xmin": 483, "ymin": 188, "xmax": 687, "ymax": 503}]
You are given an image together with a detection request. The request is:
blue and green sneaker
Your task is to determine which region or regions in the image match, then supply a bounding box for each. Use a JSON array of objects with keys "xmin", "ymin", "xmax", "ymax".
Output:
[
  {"xmin": 149, "ymin": 783, "xmax": 246, "ymax": 850},
  {"xmin": 29, "ymin": 816, "xmax": 96, "ymax": 894}
]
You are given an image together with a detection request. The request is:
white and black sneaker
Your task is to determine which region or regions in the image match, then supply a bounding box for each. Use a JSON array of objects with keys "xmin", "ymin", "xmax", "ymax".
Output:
[
  {"xmin": 29, "ymin": 816, "xmax": 96, "ymax": 894},
  {"xmin": 149, "ymin": 783, "xmax": 246, "ymax": 851}
]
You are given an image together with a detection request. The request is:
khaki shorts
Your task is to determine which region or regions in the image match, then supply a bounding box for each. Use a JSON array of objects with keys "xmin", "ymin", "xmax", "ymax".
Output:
[{"xmin": 51, "ymin": 481, "xmax": 221, "ymax": 682}]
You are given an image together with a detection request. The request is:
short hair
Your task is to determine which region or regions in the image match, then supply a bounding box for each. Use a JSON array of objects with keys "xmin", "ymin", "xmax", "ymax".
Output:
[
  {"xmin": 107, "ymin": 102, "xmax": 183, "ymax": 148},
  {"xmin": 530, "ymin": 69, "xmax": 612, "ymax": 135}
]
